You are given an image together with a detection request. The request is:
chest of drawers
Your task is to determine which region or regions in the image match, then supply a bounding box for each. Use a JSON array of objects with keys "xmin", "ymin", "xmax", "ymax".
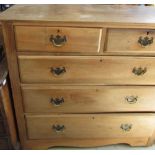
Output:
[{"xmin": 1, "ymin": 5, "xmax": 155, "ymax": 149}]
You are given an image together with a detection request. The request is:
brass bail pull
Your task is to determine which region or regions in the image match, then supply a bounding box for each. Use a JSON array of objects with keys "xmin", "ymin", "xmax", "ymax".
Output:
[
  {"xmin": 52, "ymin": 125, "xmax": 65, "ymax": 133},
  {"xmin": 138, "ymin": 36, "xmax": 153, "ymax": 47},
  {"xmin": 125, "ymin": 96, "xmax": 138, "ymax": 104},
  {"xmin": 51, "ymin": 97, "xmax": 64, "ymax": 106},
  {"xmin": 51, "ymin": 67, "xmax": 66, "ymax": 76},
  {"xmin": 132, "ymin": 67, "xmax": 147, "ymax": 76},
  {"xmin": 120, "ymin": 124, "xmax": 132, "ymax": 132},
  {"xmin": 50, "ymin": 34, "xmax": 67, "ymax": 47}
]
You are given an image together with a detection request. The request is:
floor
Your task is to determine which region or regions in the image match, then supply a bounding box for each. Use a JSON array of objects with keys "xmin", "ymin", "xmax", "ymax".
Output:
[{"xmin": 50, "ymin": 144, "xmax": 155, "ymax": 150}]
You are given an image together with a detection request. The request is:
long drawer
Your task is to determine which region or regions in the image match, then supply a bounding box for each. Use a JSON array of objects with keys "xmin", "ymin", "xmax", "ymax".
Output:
[
  {"xmin": 15, "ymin": 26, "xmax": 104, "ymax": 54},
  {"xmin": 22, "ymin": 85, "xmax": 155, "ymax": 113},
  {"xmin": 19, "ymin": 56, "xmax": 155, "ymax": 85},
  {"xmin": 26, "ymin": 114, "xmax": 155, "ymax": 140}
]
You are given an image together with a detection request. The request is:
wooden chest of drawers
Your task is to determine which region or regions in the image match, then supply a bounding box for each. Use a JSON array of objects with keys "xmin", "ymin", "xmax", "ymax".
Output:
[{"xmin": 1, "ymin": 5, "xmax": 155, "ymax": 149}]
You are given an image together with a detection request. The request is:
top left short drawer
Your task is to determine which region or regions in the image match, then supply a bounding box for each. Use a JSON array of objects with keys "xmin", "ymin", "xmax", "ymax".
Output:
[{"xmin": 15, "ymin": 26, "xmax": 104, "ymax": 54}]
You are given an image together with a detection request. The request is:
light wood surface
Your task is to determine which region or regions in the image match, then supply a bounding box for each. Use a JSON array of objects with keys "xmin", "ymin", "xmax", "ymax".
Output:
[
  {"xmin": 24, "ymin": 137, "xmax": 150, "ymax": 149},
  {"xmin": 26, "ymin": 114, "xmax": 155, "ymax": 140},
  {"xmin": 15, "ymin": 26, "xmax": 104, "ymax": 54},
  {"xmin": 107, "ymin": 29, "xmax": 155, "ymax": 52},
  {"xmin": 2, "ymin": 22, "xmax": 27, "ymax": 148},
  {"xmin": 0, "ymin": 24, "xmax": 19, "ymax": 149},
  {"xmin": 0, "ymin": 5, "xmax": 155, "ymax": 26},
  {"xmin": 22, "ymin": 85, "xmax": 155, "ymax": 113},
  {"xmin": 18, "ymin": 56, "xmax": 155, "ymax": 85}
]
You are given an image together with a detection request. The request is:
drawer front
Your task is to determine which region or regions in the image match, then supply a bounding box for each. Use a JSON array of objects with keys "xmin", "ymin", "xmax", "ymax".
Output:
[
  {"xmin": 26, "ymin": 114, "xmax": 155, "ymax": 139},
  {"xmin": 15, "ymin": 26, "xmax": 104, "ymax": 54},
  {"xmin": 106, "ymin": 29, "xmax": 155, "ymax": 53},
  {"xmin": 22, "ymin": 86, "xmax": 155, "ymax": 113},
  {"xmin": 19, "ymin": 56, "xmax": 155, "ymax": 85},
  {"xmin": 0, "ymin": 120, "xmax": 6, "ymax": 136}
]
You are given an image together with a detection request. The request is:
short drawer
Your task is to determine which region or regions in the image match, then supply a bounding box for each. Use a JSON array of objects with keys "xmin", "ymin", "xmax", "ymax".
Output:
[
  {"xmin": 22, "ymin": 85, "xmax": 155, "ymax": 113},
  {"xmin": 26, "ymin": 114, "xmax": 155, "ymax": 140},
  {"xmin": 15, "ymin": 26, "xmax": 104, "ymax": 54},
  {"xmin": 106, "ymin": 29, "xmax": 155, "ymax": 54},
  {"xmin": 19, "ymin": 56, "xmax": 155, "ymax": 85}
]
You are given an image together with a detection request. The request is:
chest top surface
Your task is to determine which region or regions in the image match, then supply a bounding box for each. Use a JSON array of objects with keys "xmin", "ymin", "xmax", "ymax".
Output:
[{"xmin": 0, "ymin": 4, "xmax": 155, "ymax": 25}]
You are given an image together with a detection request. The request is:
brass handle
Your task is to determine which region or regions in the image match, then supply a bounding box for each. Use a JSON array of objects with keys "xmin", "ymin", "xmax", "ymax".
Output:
[
  {"xmin": 125, "ymin": 96, "xmax": 138, "ymax": 104},
  {"xmin": 52, "ymin": 124, "xmax": 65, "ymax": 133},
  {"xmin": 51, "ymin": 97, "xmax": 64, "ymax": 106},
  {"xmin": 138, "ymin": 36, "xmax": 153, "ymax": 47},
  {"xmin": 132, "ymin": 67, "xmax": 147, "ymax": 76},
  {"xmin": 120, "ymin": 124, "xmax": 132, "ymax": 132},
  {"xmin": 51, "ymin": 67, "xmax": 66, "ymax": 76},
  {"xmin": 50, "ymin": 35, "xmax": 67, "ymax": 47}
]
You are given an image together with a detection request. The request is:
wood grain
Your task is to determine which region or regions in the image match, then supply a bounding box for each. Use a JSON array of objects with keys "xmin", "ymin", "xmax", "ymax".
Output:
[
  {"xmin": 26, "ymin": 113, "xmax": 155, "ymax": 140},
  {"xmin": 23, "ymin": 137, "xmax": 149, "ymax": 149},
  {"xmin": 15, "ymin": 26, "xmax": 104, "ymax": 54},
  {"xmin": 1, "ymin": 5, "xmax": 155, "ymax": 26},
  {"xmin": 2, "ymin": 22, "xmax": 27, "ymax": 148},
  {"xmin": 22, "ymin": 85, "xmax": 155, "ymax": 113},
  {"xmin": 18, "ymin": 56, "xmax": 155, "ymax": 85},
  {"xmin": 106, "ymin": 29, "xmax": 155, "ymax": 53}
]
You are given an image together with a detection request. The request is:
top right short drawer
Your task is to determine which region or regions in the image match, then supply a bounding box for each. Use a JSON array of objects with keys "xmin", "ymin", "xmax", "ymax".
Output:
[{"xmin": 106, "ymin": 29, "xmax": 155, "ymax": 54}]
